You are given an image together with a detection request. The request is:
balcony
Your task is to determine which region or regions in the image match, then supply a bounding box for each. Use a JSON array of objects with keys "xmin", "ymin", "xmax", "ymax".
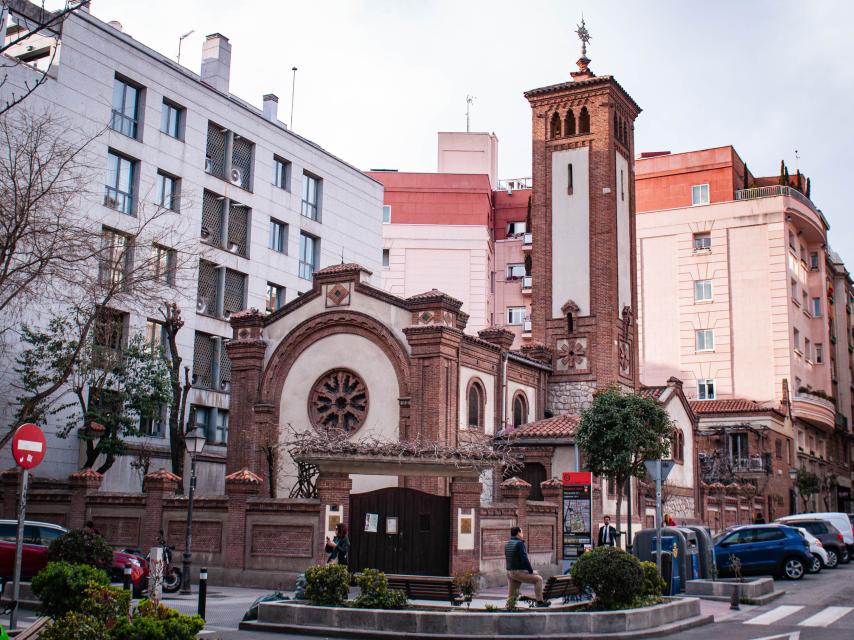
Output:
[
  {"xmin": 735, "ymin": 185, "xmax": 829, "ymax": 234},
  {"xmin": 522, "ymin": 232, "xmax": 532, "ymax": 251},
  {"xmin": 522, "ymin": 275, "xmax": 532, "ymax": 295},
  {"xmin": 792, "ymin": 392, "xmax": 836, "ymax": 431},
  {"xmin": 731, "ymin": 455, "xmax": 770, "ymax": 475}
]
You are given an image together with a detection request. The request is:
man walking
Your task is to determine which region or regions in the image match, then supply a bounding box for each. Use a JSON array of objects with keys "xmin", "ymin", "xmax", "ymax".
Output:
[
  {"xmin": 505, "ymin": 527, "xmax": 549, "ymax": 607},
  {"xmin": 597, "ymin": 515, "xmax": 617, "ymax": 547}
]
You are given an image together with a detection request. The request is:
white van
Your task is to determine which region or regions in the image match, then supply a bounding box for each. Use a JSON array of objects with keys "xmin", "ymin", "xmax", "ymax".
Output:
[{"xmin": 777, "ymin": 512, "xmax": 853, "ymax": 557}]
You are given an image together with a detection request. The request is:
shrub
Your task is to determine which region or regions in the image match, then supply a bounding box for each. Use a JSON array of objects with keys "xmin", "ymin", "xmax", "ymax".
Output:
[
  {"xmin": 639, "ymin": 561, "xmax": 666, "ymax": 598},
  {"xmin": 452, "ymin": 566, "xmax": 481, "ymax": 601},
  {"xmin": 570, "ymin": 547, "xmax": 644, "ymax": 610},
  {"xmin": 351, "ymin": 569, "xmax": 407, "ymax": 609},
  {"xmin": 47, "ymin": 529, "xmax": 113, "ymax": 570},
  {"xmin": 304, "ymin": 563, "xmax": 350, "ymax": 606},
  {"xmin": 32, "ymin": 561, "xmax": 110, "ymax": 618},
  {"xmin": 79, "ymin": 583, "xmax": 131, "ymax": 628},
  {"xmin": 41, "ymin": 611, "xmax": 108, "ymax": 640},
  {"xmin": 109, "ymin": 599, "xmax": 204, "ymax": 640}
]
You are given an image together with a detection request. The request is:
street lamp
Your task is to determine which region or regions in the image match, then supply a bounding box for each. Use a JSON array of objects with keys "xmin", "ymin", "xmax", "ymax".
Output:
[
  {"xmin": 180, "ymin": 428, "xmax": 206, "ymax": 594},
  {"xmin": 788, "ymin": 468, "xmax": 798, "ymax": 515}
]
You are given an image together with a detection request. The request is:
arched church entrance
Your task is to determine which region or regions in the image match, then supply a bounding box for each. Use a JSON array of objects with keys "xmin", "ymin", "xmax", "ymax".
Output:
[{"xmin": 349, "ymin": 486, "xmax": 449, "ymax": 576}]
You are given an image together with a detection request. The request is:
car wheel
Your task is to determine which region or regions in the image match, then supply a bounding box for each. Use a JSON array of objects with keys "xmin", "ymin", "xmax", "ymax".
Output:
[
  {"xmin": 809, "ymin": 554, "xmax": 822, "ymax": 573},
  {"xmin": 825, "ymin": 549, "xmax": 838, "ymax": 568},
  {"xmin": 783, "ymin": 557, "xmax": 805, "ymax": 580},
  {"xmin": 840, "ymin": 548, "xmax": 851, "ymax": 564}
]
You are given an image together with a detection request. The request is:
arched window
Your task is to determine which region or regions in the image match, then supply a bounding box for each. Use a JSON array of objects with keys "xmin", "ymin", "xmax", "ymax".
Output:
[
  {"xmin": 579, "ymin": 107, "xmax": 590, "ymax": 134},
  {"xmin": 671, "ymin": 429, "xmax": 685, "ymax": 462},
  {"xmin": 613, "ymin": 112, "xmax": 618, "ymax": 137},
  {"xmin": 565, "ymin": 109, "xmax": 576, "ymax": 136},
  {"xmin": 512, "ymin": 392, "xmax": 529, "ymax": 427},
  {"xmin": 467, "ymin": 379, "xmax": 485, "ymax": 430},
  {"xmin": 621, "ymin": 120, "xmax": 628, "ymax": 144},
  {"xmin": 549, "ymin": 112, "xmax": 562, "ymax": 139}
]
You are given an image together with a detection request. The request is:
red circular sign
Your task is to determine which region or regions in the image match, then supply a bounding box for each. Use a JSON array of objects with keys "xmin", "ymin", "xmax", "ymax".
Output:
[{"xmin": 12, "ymin": 423, "xmax": 46, "ymax": 470}]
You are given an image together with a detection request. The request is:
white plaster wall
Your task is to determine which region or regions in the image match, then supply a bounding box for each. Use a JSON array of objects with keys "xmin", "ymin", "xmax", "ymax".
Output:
[
  {"xmin": 458, "ymin": 367, "xmax": 496, "ymax": 434},
  {"xmin": 663, "ymin": 394, "xmax": 695, "ymax": 491},
  {"xmin": 551, "ymin": 147, "xmax": 590, "ymax": 317},
  {"xmin": 639, "ymin": 235, "xmax": 680, "ymax": 384},
  {"xmin": 277, "ymin": 333, "xmax": 401, "ymax": 496},
  {"xmin": 552, "ymin": 445, "xmax": 578, "ymax": 478},
  {"xmin": 616, "ymin": 152, "xmax": 631, "ymax": 315}
]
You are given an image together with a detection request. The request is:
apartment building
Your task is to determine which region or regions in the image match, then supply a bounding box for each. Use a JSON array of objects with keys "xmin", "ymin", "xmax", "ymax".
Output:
[
  {"xmin": 636, "ymin": 146, "xmax": 853, "ymax": 514},
  {"xmin": 0, "ymin": 3, "xmax": 383, "ymax": 491}
]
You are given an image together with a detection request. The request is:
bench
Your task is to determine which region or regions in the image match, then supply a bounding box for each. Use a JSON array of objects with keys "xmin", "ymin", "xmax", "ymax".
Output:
[
  {"xmin": 519, "ymin": 575, "xmax": 580, "ymax": 607},
  {"xmin": 383, "ymin": 574, "xmax": 464, "ymax": 606},
  {"xmin": 9, "ymin": 616, "xmax": 50, "ymax": 639}
]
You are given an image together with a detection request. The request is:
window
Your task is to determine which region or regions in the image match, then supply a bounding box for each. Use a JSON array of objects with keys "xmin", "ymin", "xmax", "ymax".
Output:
[
  {"xmin": 507, "ymin": 307, "xmax": 526, "ymax": 325},
  {"xmin": 152, "ymin": 245, "xmax": 176, "ymax": 286},
  {"xmin": 99, "ymin": 227, "xmax": 131, "ymax": 288},
  {"xmin": 157, "ymin": 171, "xmax": 179, "ymax": 211},
  {"xmin": 301, "ymin": 172, "xmax": 321, "ymax": 221},
  {"xmin": 728, "ymin": 432, "xmax": 748, "ymax": 465},
  {"xmin": 110, "ymin": 76, "xmax": 141, "ymax": 138},
  {"xmin": 775, "ymin": 438, "xmax": 783, "ymax": 459},
  {"xmin": 671, "ymin": 430, "xmax": 685, "ymax": 462},
  {"xmin": 191, "ymin": 405, "xmax": 227, "ymax": 443},
  {"xmin": 800, "ymin": 244, "xmax": 806, "ymax": 261},
  {"xmin": 212, "ymin": 410, "xmax": 228, "ymax": 444},
  {"xmin": 567, "ymin": 163, "xmax": 574, "ymax": 195},
  {"xmin": 382, "ymin": 249, "xmax": 390, "ymax": 267},
  {"xmin": 693, "ymin": 232, "xmax": 711, "ymax": 251},
  {"xmin": 805, "ymin": 338, "xmax": 812, "ymax": 362},
  {"xmin": 273, "ymin": 155, "xmax": 290, "ymax": 189},
  {"xmin": 812, "ymin": 297, "xmax": 821, "ymax": 317},
  {"xmin": 197, "ymin": 260, "xmax": 219, "ymax": 317},
  {"xmin": 93, "ymin": 307, "xmax": 127, "ymax": 363},
  {"xmin": 506, "ymin": 263, "xmax": 525, "ymax": 279},
  {"xmin": 695, "ymin": 329, "xmax": 714, "ymax": 352},
  {"xmin": 145, "ymin": 319, "xmax": 167, "ymax": 353},
  {"xmin": 105, "ymin": 151, "xmax": 136, "ymax": 214},
  {"xmin": 467, "ymin": 380, "xmax": 484, "ymax": 429},
  {"xmin": 269, "ymin": 218, "xmax": 287, "ymax": 253},
  {"xmin": 809, "ymin": 252, "xmax": 819, "ymax": 270},
  {"xmin": 815, "ymin": 343, "xmax": 824, "ymax": 364},
  {"xmin": 791, "ymin": 278, "xmax": 798, "ymax": 301},
  {"xmin": 564, "ymin": 109, "xmax": 576, "ymax": 136},
  {"xmin": 512, "ymin": 393, "xmax": 528, "ymax": 427},
  {"xmin": 265, "ymin": 282, "xmax": 285, "ymax": 314},
  {"xmin": 140, "ymin": 404, "xmax": 166, "ymax": 437},
  {"xmin": 549, "ymin": 112, "xmax": 561, "ymax": 138},
  {"xmin": 382, "ymin": 205, "xmax": 392, "ymax": 224},
  {"xmin": 755, "ymin": 528, "xmax": 785, "ymax": 542},
  {"xmin": 507, "ymin": 221, "xmax": 526, "ymax": 236},
  {"xmin": 691, "ymin": 184, "xmax": 709, "ymax": 206},
  {"xmin": 578, "ymin": 107, "xmax": 590, "ymax": 134},
  {"xmin": 160, "ymin": 99, "xmax": 183, "ymax": 139},
  {"xmin": 793, "ymin": 327, "xmax": 800, "ymax": 352},
  {"xmin": 191, "ymin": 405, "xmax": 210, "ymax": 435},
  {"xmin": 802, "ymin": 290, "xmax": 808, "ymax": 311},
  {"xmin": 789, "ymin": 231, "xmax": 796, "ymax": 251},
  {"xmin": 299, "ymin": 232, "xmax": 319, "ymax": 280},
  {"xmin": 694, "ymin": 280, "xmax": 712, "ymax": 302},
  {"xmin": 223, "ymin": 268, "xmax": 247, "ymax": 317},
  {"xmin": 697, "ymin": 378, "xmax": 715, "ymax": 400},
  {"xmin": 621, "ymin": 169, "xmax": 625, "ymax": 202}
]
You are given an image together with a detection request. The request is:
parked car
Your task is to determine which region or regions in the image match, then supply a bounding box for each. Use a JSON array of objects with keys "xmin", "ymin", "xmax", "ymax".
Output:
[
  {"xmin": 0, "ymin": 520, "xmax": 146, "ymax": 593},
  {"xmin": 793, "ymin": 527, "xmax": 827, "ymax": 573},
  {"xmin": 776, "ymin": 517, "xmax": 844, "ymax": 568},
  {"xmin": 778, "ymin": 513, "xmax": 852, "ymax": 563},
  {"xmin": 713, "ymin": 524, "xmax": 812, "ymax": 580}
]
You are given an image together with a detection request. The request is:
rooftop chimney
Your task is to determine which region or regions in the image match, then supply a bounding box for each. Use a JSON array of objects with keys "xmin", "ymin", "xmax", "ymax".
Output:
[
  {"xmin": 201, "ymin": 33, "xmax": 231, "ymax": 94},
  {"xmin": 262, "ymin": 94, "xmax": 279, "ymax": 123}
]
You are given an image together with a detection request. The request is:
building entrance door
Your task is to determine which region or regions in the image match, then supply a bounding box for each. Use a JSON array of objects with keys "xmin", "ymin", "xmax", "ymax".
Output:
[{"xmin": 349, "ymin": 486, "xmax": 450, "ymax": 576}]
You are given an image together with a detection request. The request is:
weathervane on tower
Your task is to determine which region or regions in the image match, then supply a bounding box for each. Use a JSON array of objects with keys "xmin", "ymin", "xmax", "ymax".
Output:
[
  {"xmin": 575, "ymin": 16, "xmax": 591, "ymax": 57},
  {"xmin": 571, "ymin": 15, "xmax": 594, "ymax": 79}
]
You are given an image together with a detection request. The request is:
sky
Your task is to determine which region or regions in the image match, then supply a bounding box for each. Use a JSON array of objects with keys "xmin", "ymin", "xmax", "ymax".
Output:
[{"xmin": 92, "ymin": 0, "xmax": 854, "ymax": 263}]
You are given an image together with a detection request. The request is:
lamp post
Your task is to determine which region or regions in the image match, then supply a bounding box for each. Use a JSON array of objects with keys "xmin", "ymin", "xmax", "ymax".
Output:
[
  {"xmin": 788, "ymin": 468, "xmax": 798, "ymax": 515},
  {"xmin": 180, "ymin": 428, "xmax": 206, "ymax": 594}
]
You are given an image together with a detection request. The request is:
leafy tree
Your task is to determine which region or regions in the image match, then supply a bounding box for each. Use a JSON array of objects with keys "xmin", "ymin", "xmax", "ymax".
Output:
[
  {"xmin": 779, "ymin": 160, "xmax": 786, "ymax": 186},
  {"xmin": 15, "ymin": 321, "xmax": 172, "ymax": 473},
  {"xmin": 525, "ymin": 195, "xmax": 532, "ymax": 230},
  {"xmin": 806, "ymin": 177, "xmax": 811, "ymax": 199},
  {"xmin": 795, "ymin": 467, "xmax": 821, "ymax": 511},
  {"xmin": 743, "ymin": 164, "xmax": 749, "ymax": 190},
  {"xmin": 576, "ymin": 387, "xmax": 673, "ymax": 539}
]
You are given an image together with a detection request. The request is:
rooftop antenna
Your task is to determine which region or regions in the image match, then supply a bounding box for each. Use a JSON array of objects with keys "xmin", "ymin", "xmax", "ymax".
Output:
[
  {"xmin": 465, "ymin": 95, "xmax": 476, "ymax": 133},
  {"xmin": 340, "ymin": 248, "xmax": 345, "ymax": 264},
  {"xmin": 177, "ymin": 30, "xmax": 194, "ymax": 66},
  {"xmin": 290, "ymin": 67, "xmax": 298, "ymax": 130},
  {"xmin": 794, "ymin": 149, "xmax": 800, "ymax": 173}
]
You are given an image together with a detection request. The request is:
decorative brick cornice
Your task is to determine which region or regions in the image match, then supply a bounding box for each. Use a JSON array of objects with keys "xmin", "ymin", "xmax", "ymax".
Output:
[
  {"xmin": 540, "ymin": 477, "xmax": 562, "ymax": 489},
  {"xmin": 501, "ymin": 476, "xmax": 532, "ymax": 499},
  {"xmin": 69, "ymin": 468, "xmax": 103, "ymax": 488},
  {"xmin": 477, "ymin": 327, "xmax": 515, "ymax": 350},
  {"xmin": 225, "ymin": 468, "xmax": 263, "ymax": 484},
  {"xmin": 230, "ymin": 308, "xmax": 265, "ymax": 341},
  {"xmin": 143, "ymin": 468, "xmax": 181, "ymax": 493}
]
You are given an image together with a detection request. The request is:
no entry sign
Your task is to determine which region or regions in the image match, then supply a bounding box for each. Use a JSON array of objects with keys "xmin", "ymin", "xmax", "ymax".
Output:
[{"xmin": 12, "ymin": 423, "xmax": 46, "ymax": 470}]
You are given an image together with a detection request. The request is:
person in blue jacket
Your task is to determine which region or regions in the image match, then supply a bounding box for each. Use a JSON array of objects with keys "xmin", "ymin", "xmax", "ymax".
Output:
[{"xmin": 504, "ymin": 527, "xmax": 549, "ymax": 606}]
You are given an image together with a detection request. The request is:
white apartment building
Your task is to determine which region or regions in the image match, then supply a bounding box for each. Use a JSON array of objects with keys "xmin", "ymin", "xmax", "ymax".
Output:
[{"xmin": 0, "ymin": 2, "xmax": 383, "ymax": 492}]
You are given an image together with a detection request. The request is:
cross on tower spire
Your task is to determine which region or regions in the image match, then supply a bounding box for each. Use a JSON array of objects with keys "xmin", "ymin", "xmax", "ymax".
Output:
[{"xmin": 571, "ymin": 15, "xmax": 595, "ymax": 80}]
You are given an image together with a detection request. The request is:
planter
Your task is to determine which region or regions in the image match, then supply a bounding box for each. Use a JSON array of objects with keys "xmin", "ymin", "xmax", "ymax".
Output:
[
  {"xmin": 241, "ymin": 597, "xmax": 712, "ymax": 639},
  {"xmin": 685, "ymin": 578, "xmax": 782, "ymax": 605}
]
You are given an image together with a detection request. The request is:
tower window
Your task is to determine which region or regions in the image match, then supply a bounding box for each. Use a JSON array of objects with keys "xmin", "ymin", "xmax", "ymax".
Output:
[
  {"xmin": 567, "ymin": 163, "xmax": 574, "ymax": 196},
  {"xmin": 565, "ymin": 109, "xmax": 576, "ymax": 136},
  {"xmin": 579, "ymin": 107, "xmax": 590, "ymax": 134},
  {"xmin": 549, "ymin": 112, "xmax": 561, "ymax": 139},
  {"xmin": 621, "ymin": 169, "xmax": 625, "ymax": 202}
]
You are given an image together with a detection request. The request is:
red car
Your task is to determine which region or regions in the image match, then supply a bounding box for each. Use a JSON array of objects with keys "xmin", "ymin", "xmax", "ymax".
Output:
[{"xmin": 0, "ymin": 519, "xmax": 146, "ymax": 594}]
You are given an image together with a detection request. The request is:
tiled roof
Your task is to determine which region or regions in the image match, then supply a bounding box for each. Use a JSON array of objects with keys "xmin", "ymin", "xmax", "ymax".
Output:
[
  {"xmin": 508, "ymin": 414, "xmax": 580, "ymax": 439},
  {"xmin": 501, "ymin": 476, "xmax": 532, "ymax": 488},
  {"xmin": 315, "ymin": 263, "xmax": 371, "ymax": 276},
  {"xmin": 406, "ymin": 288, "xmax": 461, "ymax": 305},
  {"xmin": 144, "ymin": 468, "xmax": 181, "ymax": 482},
  {"xmin": 70, "ymin": 468, "xmax": 103, "ymax": 480},
  {"xmin": 225, "ymin": 468, "xmax": 264, "ymax": 484},
  {"xmin": 639, "ymin": 386, "xmax": 666, "ymax": 401},
  {"xmin": 690, "ymin": 399, "xmax": 782, "ymax": 415}
]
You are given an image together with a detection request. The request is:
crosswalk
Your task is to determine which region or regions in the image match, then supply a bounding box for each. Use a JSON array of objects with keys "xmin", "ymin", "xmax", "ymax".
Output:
[{"xmin": 744, "ymin": 605, "xmax": 854, "ymax": 629}]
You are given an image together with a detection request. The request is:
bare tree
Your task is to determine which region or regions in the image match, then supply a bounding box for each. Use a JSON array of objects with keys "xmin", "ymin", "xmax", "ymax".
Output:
[
  {"xmin": 1, "ymin": 0, "xmax": 90, "ymax": 115},
  {"xmin": 161, "ymin": 302, "xmax": 192, "ymax": 484}
]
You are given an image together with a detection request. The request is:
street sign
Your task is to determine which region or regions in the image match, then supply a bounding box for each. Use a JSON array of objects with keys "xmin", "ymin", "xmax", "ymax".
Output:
[
  {"xmin": 12, "ymin": 423, "xmax": 46, "ymax": 470},
  {"xmin": 644, "ymin": 459, "xmax": 675, "ymax": 482},
  {"xmin": 644, "ymin": 459, "xmax": 676, "ymax": 578}
]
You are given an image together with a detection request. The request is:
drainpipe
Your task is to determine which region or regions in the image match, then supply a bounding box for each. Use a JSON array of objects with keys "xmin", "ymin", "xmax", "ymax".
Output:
[{"xmin": 500, "ymin": 352, "xmax": 509, "ymax": 432}]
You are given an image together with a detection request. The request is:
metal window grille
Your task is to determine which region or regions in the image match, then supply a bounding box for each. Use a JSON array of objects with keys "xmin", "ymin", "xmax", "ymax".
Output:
[
  {"xmin": 227, "ymin": 203, "xmax": 249, "ymax": 257},
  {"xmin": 231, "ymin": 136, "xmax": 253, "ymax": 189},
  {"xmin": 193, "ymin": 332, "xmax": 216, "ymax": 389},
  {"xmin": 201, "ymin": 191, "xmax": 224, "ymax": 246},
  {"xmin": 206, "ymin": 122, "xmax": 227, "ymax": 178},
  {"xmin": 223, "ymin": 269, "xmax": 246, "ymax": 316},
  {"xmin": 219, "ymin": 343, "xmax": 232, "ymax": 391},
  {"xmin": 197, "ymin": 260, "xmax": 219, "ymax": 317}
]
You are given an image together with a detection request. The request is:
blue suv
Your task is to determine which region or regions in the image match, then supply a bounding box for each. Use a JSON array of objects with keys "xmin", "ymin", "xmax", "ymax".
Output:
[{"xmin": 713, "ymin": 524, "xmax": 812, "ymax": 580}]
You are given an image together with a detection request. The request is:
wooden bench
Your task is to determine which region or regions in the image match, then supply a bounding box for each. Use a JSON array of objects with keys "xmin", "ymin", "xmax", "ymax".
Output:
[
  {"xmin": 519, "ymin": 575, "xmax": 580, "ymax": 607},
  {"xmin": 9, "ymin": 616, "xmax": 50, "ymax": 639},
  {"xmin": 383, "ymin": 574, "xmax": 464, "ymax": 606}
]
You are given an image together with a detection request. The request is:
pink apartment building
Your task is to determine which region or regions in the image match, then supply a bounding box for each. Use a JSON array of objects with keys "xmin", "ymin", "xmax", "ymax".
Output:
[{"xmin": 636, "ymin": 146, "xmax": 853, "ymax": 513}]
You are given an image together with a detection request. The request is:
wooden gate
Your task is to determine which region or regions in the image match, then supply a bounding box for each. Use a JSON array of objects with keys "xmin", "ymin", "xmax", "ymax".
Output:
[{"xmin": 349, "ymin": 486, "xmax": 450, "ymax": 576}]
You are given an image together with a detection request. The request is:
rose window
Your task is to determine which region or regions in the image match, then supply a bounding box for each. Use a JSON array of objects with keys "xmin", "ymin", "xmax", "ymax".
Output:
[{"xmin": 309, "ymin": 369, "xmax": 369, "ymax": 433}]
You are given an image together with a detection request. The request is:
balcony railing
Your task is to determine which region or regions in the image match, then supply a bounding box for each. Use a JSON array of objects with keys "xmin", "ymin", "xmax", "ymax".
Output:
[
  {"xmin": 498, "ymin": 177, "xmax": 533, "ymax": 191},
  {"xmin": 734, "ymin": 185, "xmax": 828, "ymax": 226},
  {"xmin": 731, "ymin": 456, "xmax": 769, "ymax": 473},
  {"xmin": 794, "ymin": 392, "xmax": 836, "ymax": 413}
]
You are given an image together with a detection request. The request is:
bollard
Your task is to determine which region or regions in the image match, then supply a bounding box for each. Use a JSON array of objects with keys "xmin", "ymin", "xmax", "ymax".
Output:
[
  {"xmin": 730, "ymin": 582, "xmax": 740, "ymax": 610},
  {"xmin": 123, "ymin": 563, "xmax": 132, "ymax": 591},
  {"xmin": 198, "ymin": 567, "xmax": 207, "ymax": 619}
]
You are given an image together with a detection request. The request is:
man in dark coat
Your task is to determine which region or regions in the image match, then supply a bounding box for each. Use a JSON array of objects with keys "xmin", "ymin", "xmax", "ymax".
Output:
[
  {"xmin": 505, "ymin": 527, "xmax": 548, "ymax": 606},
  {"xmin": 597, "ymin": 515, "xmax": 617, "ymax": 547}
]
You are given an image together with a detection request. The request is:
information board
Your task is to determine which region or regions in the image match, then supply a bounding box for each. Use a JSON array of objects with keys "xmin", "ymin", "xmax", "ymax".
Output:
[{"xmin": 561, "ymin": 472, "xmax": 592, "ymax": 566}]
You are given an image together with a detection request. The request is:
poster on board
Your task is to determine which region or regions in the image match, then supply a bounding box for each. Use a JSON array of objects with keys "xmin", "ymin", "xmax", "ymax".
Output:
[{"xmin": 561, "ymin": 472, "xmax": 592, "ymax": 570}]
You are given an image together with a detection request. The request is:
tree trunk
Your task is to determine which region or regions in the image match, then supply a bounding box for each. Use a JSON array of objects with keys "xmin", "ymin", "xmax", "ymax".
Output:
[
  {"xmin": 163, "ymin": 304, "xmax": 187, "ymax": 490},
  {"xmin": 615, "ymin": 478, "xmax": 624, "ymax": 549}
]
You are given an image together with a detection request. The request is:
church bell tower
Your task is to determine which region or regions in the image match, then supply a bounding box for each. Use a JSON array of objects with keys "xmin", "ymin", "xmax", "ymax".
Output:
[{"xmin": 525, "ymin": 19, "xmax": 642, "ymax": 413}]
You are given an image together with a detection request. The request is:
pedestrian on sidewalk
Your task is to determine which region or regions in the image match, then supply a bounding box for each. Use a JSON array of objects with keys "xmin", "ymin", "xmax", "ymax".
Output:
[
  {"xmin": 597, "ymin": 516, "xmax": 617, "ymax": 546},
  {"xmin": 325, "ymin": 523, "xmax": 350, "ymax": 565},
  {"xmin": 505, "ymin": 527, "xmax": 548, "ymax": 607}
]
